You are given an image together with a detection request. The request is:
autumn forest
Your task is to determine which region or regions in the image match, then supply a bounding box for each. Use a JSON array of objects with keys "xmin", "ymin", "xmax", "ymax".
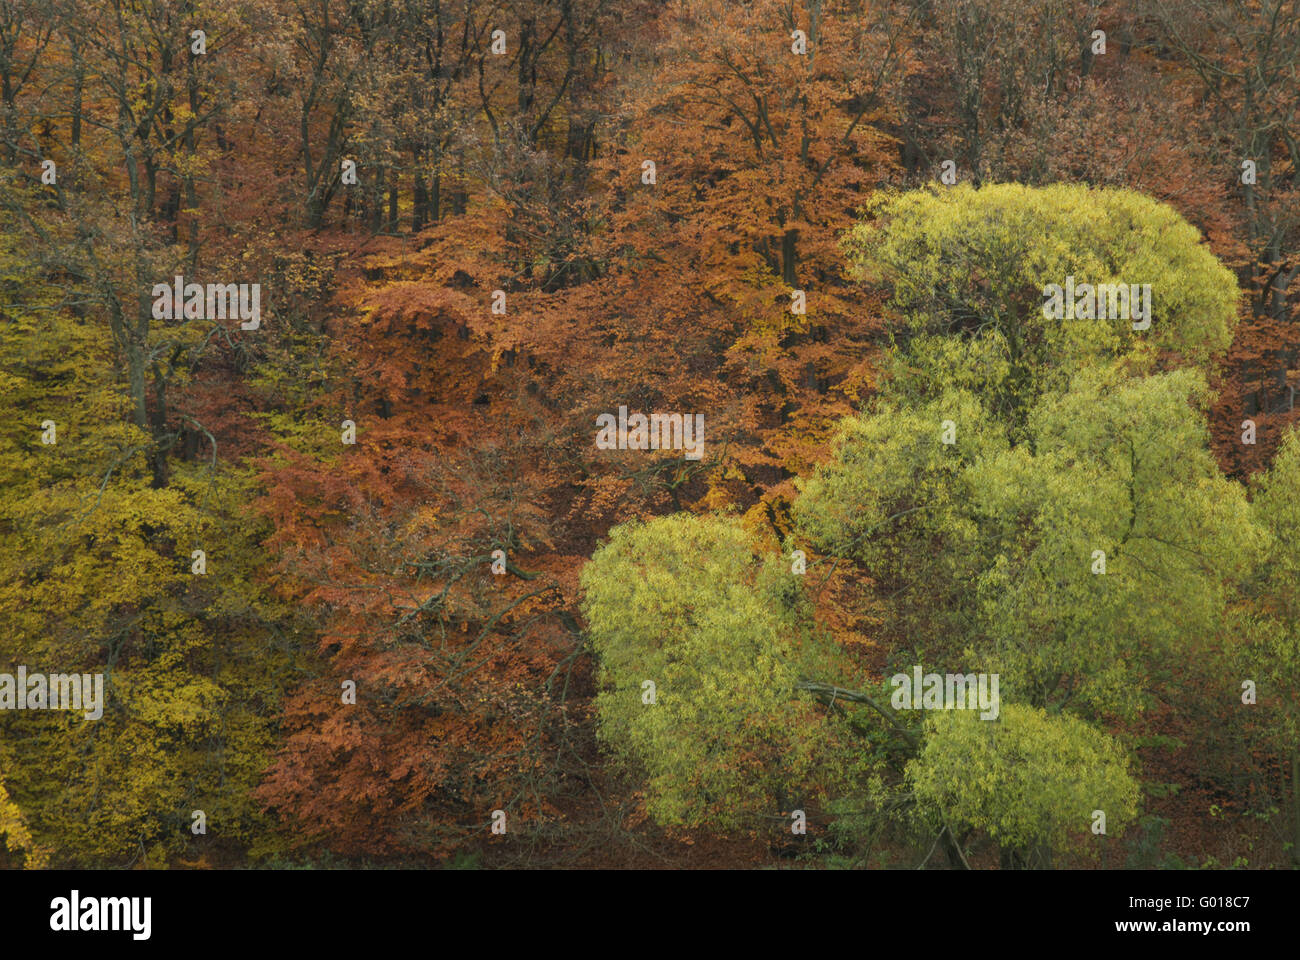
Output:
[{"xmin": 0, "ymin": 0, "xmax": 1297, "ymax": 872}]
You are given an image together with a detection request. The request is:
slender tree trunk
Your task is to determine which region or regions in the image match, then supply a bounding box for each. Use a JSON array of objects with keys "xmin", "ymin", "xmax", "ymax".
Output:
[
  {"xmin": 412, "ymin": 144, "xmax": 427, "ymax": 231},
  {"xmin": 70, "ymin": 41, "xmax": 84, "ymax": 148}
]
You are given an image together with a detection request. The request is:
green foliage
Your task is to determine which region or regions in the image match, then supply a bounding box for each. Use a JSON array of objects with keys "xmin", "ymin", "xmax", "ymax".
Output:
[
  {"xmin": 1251, "ymin": 428, "xmax": 1300, "ymax": 631},
  {"xmin": 792, "ymin": 387, "xmax": 1008, "ymax": 660},
  {"xmin": 789, "ymin": 184, "xmax": 1269, "ymax": 865},
  {"xmin": 973, "ymin": 366, "xmax": 1261, "ymax": 717},
  {"xmin": 1242, "ymin": 429, "xmax": 1300, "ymax": 792},
  {"xmin": 907, "ymin": 704, "xmax": 1140, "ymax": 863},
  {"xmin": 580, "ymin": 513, "xmax": 872, "ymax": 830},
  {"xmin": 845, "ymin": 183, "xmax": 1239, "ymax": 438},
  {"xmin": 795, "ymin": 364, "xmax": 1262, "ymax": 719}
]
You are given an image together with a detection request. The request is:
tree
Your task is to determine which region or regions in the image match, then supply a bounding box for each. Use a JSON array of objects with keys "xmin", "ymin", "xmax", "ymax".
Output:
[
  {"xmin": 581, "ymin": 513, "xmax": 872, "ymax": 831},
  {"xmin": 907, "ymin": 704, "xmax": 1140, "ymax": 869},
  {"xmin": 504, "ymin": 0, "xmax": 908, "ymax": 528},
  {"xmin": 786, "ymin": 184, "xmax": 1266, "ymax": 865},
  {"xmin": 253, "ymin": 260, "xmax": 584, "ymax": 859},
  {"xmin": 796, "ymin": 365, "xmax": 1263, "ymax": 719},
  {"xmin": 800, "ymin": 184, "xmax": 1256, "ymax": 717},
  {"xmin": 1244, "ymin": 428, "xmax": 1300, "ymax": 864},
  {"xmin": 0, "ymin": 210, "xmax": 291, "ymax": 866},
  {"xmin": 842, "ymin": 183, "xmax": 1239, "ymax": 439}
]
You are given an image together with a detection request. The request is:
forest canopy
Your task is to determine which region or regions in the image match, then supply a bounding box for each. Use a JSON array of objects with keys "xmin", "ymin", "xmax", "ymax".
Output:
[{"xmin": 0, "ymin": 0, "xmax": 1296, "ymax": 871}]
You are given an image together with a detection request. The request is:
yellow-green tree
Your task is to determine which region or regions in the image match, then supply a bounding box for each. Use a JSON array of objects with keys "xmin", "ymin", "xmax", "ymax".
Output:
[
  {"xmin": 580, "ymin": 513, "xmax": 873, "ymax": 831},
  {"xmin": 1244, "ymin": 429, "xmax": 1300, "ymax": 865},
  {"xmin": 0, "ymin": 217, "xmax": 292, "ymax": 867},
  {"xmin": 907, "ymin": 705, "xmax": 1140, "ymax": 869},
  {"xmin": 844, "ymin": 183, "xmax": 1239, "ymax": 439}
]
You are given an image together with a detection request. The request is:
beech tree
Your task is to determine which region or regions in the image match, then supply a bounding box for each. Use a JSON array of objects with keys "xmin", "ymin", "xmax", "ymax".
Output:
[{"xmin": 580, "ymin": 513, "xmax": 871, "ymax": 831}]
